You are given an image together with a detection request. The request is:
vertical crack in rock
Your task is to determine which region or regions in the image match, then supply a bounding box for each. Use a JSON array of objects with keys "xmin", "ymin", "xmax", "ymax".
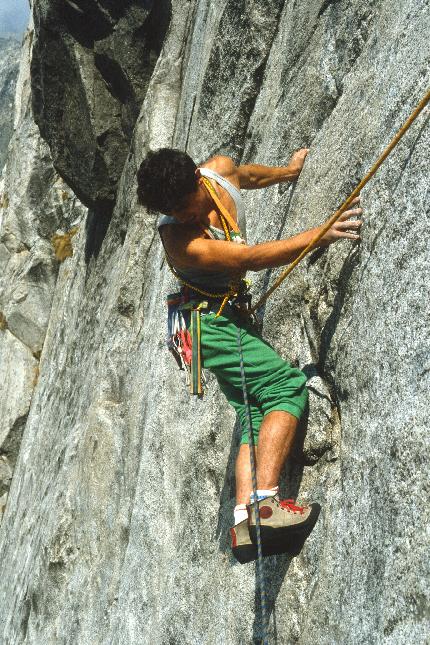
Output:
[
  {"xmin": 0, "ymin": 413, "xmax": 28, "ymax": 510},
  {"xmin": 188, "ymin": 0, "xmax": 285, "ymax": 162}
]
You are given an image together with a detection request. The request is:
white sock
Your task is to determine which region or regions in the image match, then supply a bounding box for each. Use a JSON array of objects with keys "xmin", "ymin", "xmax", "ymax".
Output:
[
  {"xmin": 234, "ymin": 504, "xmax": 248, "ymax": 525},
  {"xmin": 250, "ymin": 485, "xmax": 279, "ymax": 503}
]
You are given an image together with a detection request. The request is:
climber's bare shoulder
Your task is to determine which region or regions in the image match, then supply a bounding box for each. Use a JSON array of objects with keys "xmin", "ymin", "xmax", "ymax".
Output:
[{"xmin": 199, "ymin": 155, "xmax": 241, "ymax": 189}]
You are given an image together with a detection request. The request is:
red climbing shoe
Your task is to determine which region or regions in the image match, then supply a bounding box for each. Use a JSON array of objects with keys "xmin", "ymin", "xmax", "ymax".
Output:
[
  {"xmin": 247, "ymin": 495, "xmax": 321, "ymax": 555},
  {"xmin": 230, "ymin": 496, "xmax": 320, "ymax": 564}
]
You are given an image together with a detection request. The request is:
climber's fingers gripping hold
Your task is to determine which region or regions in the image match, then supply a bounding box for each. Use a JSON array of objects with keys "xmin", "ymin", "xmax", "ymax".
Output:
[
  {"xmin": 319, "ymin": 196, "xmax": 363, "ymax": 247},
  {"xmin": 338, "ymin": 196, "xmax": 361, "ymax": 221},
  {"xmin": 335, "ymin": 198, "xmax": 363, "ymax": 236}
]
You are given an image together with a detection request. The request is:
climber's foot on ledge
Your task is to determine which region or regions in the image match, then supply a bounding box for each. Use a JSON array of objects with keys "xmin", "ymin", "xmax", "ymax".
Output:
[
  {"xmin": 248, "ymin": 495, "xmax": 321, "ymax": 555},
  {"xmin": 230, "ymin": 496, "xmax": 321, "ymax": 564}
]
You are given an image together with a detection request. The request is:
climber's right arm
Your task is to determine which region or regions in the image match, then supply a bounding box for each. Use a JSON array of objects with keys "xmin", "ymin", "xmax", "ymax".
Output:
[{"xmin": 162, "ymin": 201, "xmax": 362, "ymax": 273}]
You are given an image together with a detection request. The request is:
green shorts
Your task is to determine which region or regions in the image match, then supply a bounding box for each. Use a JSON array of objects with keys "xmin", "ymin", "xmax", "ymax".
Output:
[{"xmin": 198, "ymin": 304, "xmax": 309, "ymax": 444}]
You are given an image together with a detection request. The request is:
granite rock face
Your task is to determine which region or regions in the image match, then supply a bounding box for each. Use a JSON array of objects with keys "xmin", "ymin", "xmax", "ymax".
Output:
[
  {"xmin": 0, "ymin": 37, "xmax": 20, "ymax": 170},
  {"xmin": 0, "ymin": 1, "xmax": 429, "ymax": 644},
  {"xmin": 31, "ymin": 0, "xmax": 171, "ymax": 214},
  {"xmin": 0, "ymin": 20, "xmax": 87, "ymax": 524}
]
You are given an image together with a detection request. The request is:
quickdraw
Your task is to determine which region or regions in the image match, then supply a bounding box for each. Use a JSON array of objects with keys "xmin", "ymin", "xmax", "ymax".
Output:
[
  {"xmin": 166, "ymin": 289, "xmax": 209, "ymax": 393},
  {"xmin": 166, "ymin": 291, "xmax": 193, "ymax": 373}
]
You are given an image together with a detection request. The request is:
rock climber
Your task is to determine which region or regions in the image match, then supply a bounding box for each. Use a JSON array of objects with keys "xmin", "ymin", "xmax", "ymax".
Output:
[{"xmin": 136, "ymin": 148, "xmax": 362, "ymax": 563}]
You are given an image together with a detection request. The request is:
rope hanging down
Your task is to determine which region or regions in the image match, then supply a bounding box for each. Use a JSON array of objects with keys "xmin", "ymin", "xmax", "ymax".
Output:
[{"xmin": 251, "ymin": 87, "xmax": 430, "ymax": 314}]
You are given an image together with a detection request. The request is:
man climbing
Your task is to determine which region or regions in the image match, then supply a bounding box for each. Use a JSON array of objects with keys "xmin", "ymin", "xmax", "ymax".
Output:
[{"xmin": 136, "ymin": 148, "xmax": 362, "ymax": 563}]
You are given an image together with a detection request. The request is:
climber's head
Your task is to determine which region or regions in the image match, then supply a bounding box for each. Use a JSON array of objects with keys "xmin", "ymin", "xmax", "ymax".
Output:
[{"xmin": 137, "ymin": 148, "xmax": 209, "ymax": 222}]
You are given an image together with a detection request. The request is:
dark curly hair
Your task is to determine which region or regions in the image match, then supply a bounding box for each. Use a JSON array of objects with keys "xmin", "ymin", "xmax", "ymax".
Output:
[{"xmin": 136, "ymin": 148, "xmax": 198, "ymax": 213}]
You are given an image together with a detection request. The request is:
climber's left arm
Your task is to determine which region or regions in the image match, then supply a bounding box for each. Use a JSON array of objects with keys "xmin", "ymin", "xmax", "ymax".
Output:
[
  {"xmin": 202, "ymin": 149, "xmax": 309, "ymax": 190},
  {"xmin": 237, "ymin": 148, "xmax": 309, "ymax": 189}
]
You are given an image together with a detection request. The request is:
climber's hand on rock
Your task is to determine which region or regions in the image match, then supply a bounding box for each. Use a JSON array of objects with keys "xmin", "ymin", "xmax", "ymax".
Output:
[
  {"xmin": 287, "ymin": 148, "xmax": 309, "ymax": 180},
  {"xmin": 317, "ymin": 197, "xmax": 363, "ymax": 247}
]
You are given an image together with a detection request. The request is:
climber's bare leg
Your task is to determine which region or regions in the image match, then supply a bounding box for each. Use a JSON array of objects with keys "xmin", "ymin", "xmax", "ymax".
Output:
[
  {"xmin": 257, "ymin": 411, "xmax": 298, "ymax": 488},
  {"xmin": 235, "ymin": 411, "xmax": 298, "ymax": 504},
  {"xmin": 235, "ymin": 444, "xmax": 256, "ymax": 505}
]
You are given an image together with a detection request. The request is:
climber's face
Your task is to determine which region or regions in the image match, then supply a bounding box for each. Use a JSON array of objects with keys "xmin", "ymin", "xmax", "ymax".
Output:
[{"xmin": 169, "ymin": 180, "xmax": 212, "ymax": 225}]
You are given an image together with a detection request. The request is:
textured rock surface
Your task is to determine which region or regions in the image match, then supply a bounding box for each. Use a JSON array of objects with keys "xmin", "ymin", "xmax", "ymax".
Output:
[
  {"xmin": 0, "ymin": 1, "xmax": 429, "ymax": 643},
  {"xmin": 0, "ymin": 20, "xmax": 87, "ymax": 523},
  {"xmin": 0, "ymin": 37, "xmax": 20, "ymax": 170},
  {"xmin": 31, "ymin": 0, "xmax": 171, "ymax": 213}
]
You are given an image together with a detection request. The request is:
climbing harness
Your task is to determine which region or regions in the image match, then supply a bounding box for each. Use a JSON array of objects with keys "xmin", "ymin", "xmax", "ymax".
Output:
[
  {"xmin": 237, "ymin": 327, "xmax": 269, "ymax": 645},
  {"xmin": 163, "ymin": 175, "xmax": 252, "ymax": 395},
  {"xmin": 251, "ymin": 87, "xmax": 430, "ymax": 313},
  {"xmin": 165, "ymin": 281, "xmax": 253, "ymax": 395}
]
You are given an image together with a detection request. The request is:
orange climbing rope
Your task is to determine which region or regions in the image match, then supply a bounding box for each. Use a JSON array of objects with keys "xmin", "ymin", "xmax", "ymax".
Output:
[{"xmin": 251, "ymin": 87, "xmax": 430, "ymax": 313}]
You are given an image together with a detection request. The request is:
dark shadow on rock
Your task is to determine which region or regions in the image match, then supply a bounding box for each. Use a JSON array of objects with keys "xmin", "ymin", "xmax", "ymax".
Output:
[
  {"xmin": 32, "ymin": 0, "xmax": 172, "ymax": 214},
  {"xmin": 307, "ymin": 246, "xmax": 327, "ymax": 266},
  {"xmin": 84, "ymin": 204, "xmax": 113, "ymax": 263},
  {"xmin": 62, "ymin": 0, "xmax": 114, "ymax": 47},
  {"xmin": 253, "ymin": 553, "xmax": 294, "ymax": 645},
  {"xmin": 215, "ymin": 418, "xmax": 242, "ymax": 551},
  {"xmin": 391, "ymin": 110, "xmax": 430, "ymax": 195},
  {"xmin": 318, "ymin": 245, "xmax": 361, "ymax": 377},
  {"xmin": 301, "ymin": 362, "xmax": 320, "ymax": 381}
]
